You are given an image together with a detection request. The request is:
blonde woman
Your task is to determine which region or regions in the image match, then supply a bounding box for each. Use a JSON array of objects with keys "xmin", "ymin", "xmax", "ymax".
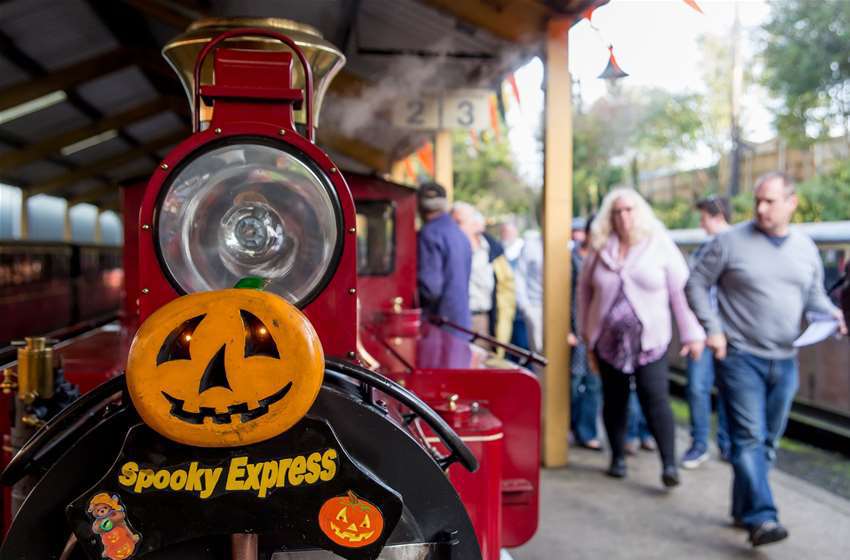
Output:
[{"xmin": 578, "ymin": 188, "xmax": 705, "ymax": 487}]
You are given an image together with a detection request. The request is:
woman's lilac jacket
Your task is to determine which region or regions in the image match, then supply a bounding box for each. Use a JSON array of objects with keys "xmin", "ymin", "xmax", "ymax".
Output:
[{"xmin": 577, "ymin": 231, "xmax": 706, "ymax": 353}]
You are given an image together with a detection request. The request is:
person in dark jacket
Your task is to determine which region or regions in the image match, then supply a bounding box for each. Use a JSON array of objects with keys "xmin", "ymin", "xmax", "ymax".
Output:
[
  {"xmin": 569, "ymin": 215, "xmax": 602, "ymax": 450},
  {"xmin": 417, "ymin": 182, "xmax": 472, "ymax": 329}
]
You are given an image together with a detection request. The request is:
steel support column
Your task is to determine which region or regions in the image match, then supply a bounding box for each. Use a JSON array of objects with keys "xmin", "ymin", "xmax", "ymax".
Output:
[
  {"xmin": 93, "ymin": 207, "xmax": 103, "ymax": 244},
  {"xmin": 19, "ymin": 192, "xmax": 28, "ymax": 240},
  {"xmin": 434, "ymin": 130, "xmax": 453, "ymax": 203},
  {"xmin": 542, "ymin": 18, "xmax": 573, "ymax": 467},
  {"xmin": 64, "ymin": 202, "xmax": 73, "ymax": 242}
]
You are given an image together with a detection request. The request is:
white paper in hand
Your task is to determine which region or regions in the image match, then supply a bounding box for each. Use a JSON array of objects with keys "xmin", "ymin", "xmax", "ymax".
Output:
[{"xmin": 793, "ymin": 315, "xmax": 840, "ymax": 348}]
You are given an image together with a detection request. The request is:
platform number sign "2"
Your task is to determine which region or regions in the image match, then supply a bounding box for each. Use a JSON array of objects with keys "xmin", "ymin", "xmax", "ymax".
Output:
[
  {"xmin": 393, "ymin": 90, "xmax": 489, "ymax": 131},
  {"xmin": 406, "ymin": 100, "xmax": 427, "ymax": 126}
]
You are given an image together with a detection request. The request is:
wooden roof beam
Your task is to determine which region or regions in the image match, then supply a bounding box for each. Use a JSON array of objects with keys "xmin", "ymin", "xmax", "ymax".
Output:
[
  {"xmin": 0, "ymin": 48, "xmax": 132, "ymax": 113},
  {"xmin": 26, "ymin": 130, "xmax": 187, "ymax": 197},
  {"xmin": 122, "ymin": 0, "xmax": 200, "ymax": 30},
  {"xmin": 420, "ymin": 0, "xmax": 552, "ymax": 43},
  {"xmin": 0, "ymin": 98, "xmax": 180, "ymax": 173},
  {"xmin": 68, "ymin": 183, "xmax": 122, "ymax": 206},
  {"xmin": 421, "ymin": 0, "xmax": 605, "ymax": 43}
]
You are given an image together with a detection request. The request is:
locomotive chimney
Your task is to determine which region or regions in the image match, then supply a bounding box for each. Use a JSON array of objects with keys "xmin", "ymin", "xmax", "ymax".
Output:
[{"xmin": 163, "ymin": 17, "xmax": 345, "ymax": 133}]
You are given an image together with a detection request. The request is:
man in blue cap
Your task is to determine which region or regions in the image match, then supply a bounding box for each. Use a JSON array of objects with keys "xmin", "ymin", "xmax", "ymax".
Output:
[{"xmin": 417, "ymin": 182, "xmax": 472, "ymax": 329}]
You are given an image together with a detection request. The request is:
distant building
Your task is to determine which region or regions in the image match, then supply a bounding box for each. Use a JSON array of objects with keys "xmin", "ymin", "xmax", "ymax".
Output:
[{"xmin": 629, "ymin": 135, "xmax": 850, "ymax": 202}]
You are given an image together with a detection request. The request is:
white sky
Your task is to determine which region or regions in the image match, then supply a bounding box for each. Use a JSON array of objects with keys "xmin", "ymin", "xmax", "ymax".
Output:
[{"xmin": 507, "ymin": 0, "xmax": 774, "ymax": 187}]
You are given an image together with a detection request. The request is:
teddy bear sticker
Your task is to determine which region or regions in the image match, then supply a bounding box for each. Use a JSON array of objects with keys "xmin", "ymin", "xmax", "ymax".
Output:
[{"xmin": 87, "ymin": 493, "xmax": 141, "ymax": 560}]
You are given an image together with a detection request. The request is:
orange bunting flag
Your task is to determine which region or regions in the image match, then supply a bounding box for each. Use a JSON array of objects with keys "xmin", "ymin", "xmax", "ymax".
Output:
[
  {"xmin": 469, "ymin": 129, "xmax": 480, "ymax": 150},
  {"xmin": 417, "ymin": 143, "xmax": 435, "ymax": 177},
  {"xmin": 488, "ymin": 95, "xmax": 501, "ymax": 137},
  {"xmin": 683, "ymin": 0, "xmax": 703, "ymax": 14},
  {"xmin": 507, "ymin": 73, "xmax": 521, "ymax": 107},
  {"xmin": 581, "ymin": 7, "xmax": 595, "ymax": 23}
]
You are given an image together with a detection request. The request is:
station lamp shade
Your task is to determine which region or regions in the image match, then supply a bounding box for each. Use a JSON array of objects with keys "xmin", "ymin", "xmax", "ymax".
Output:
[{"xmin": 598, "ymin": 46, "xmax": 629, "ymax": 82}]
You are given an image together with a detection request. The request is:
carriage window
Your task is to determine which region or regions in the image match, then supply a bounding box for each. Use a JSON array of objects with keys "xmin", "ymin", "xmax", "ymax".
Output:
[{"xmin": 356, "ymin": 201, "xmax": 395, "ymax": 276}]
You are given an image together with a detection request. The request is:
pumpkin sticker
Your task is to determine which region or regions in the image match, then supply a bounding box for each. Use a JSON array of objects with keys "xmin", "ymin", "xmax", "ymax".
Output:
[
  {"xmin": 126, "ymin": 289, "xmax": 324, "ymax": 447},
  {"xmin": 88, "ymin": 493, "xmax": 140, "ymax": 560},
  {"xmin": 318, "ymin": 491, "xmax": 385, "ymax": 548}
]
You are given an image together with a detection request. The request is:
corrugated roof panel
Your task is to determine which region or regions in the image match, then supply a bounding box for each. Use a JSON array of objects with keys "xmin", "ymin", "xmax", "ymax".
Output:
[
  {"xmin": 360, "ymin": 0, "xmax": 504, "ymax": 53},
  {"xmin": 75, "ymin": 67, "xmax": 159, "ymax": 116},
  {"xmin": 214, "ymin": 0, "xmax": 343, "ymax": 41},
  {"xmin": 12, "ymin": 160, "xmax": 69, "ymax": 185},
  {"xmin": 0, "ymin": 0, "xmax": 118, "ymax": 71},
  {"xmin": 124, "ymin": 112, "xmax": 185, "ymax": 144},
  {"xmin": 0, "ymin": 0, "xmax": 561, "ymax": 203},
  {"xmin": 0, "ymin": 101, "xmax": 90, "ymax": 143},
  {"xmin": 65, "ymin": 178, "xmax": 102, "ymax": 198},
  {"xmin": 105, "ymin": 159, "xmax": 155, "ymax": 183},
  {"xmin": 0, "ymin": 57, "xmax": 29, "ymax": 89}
]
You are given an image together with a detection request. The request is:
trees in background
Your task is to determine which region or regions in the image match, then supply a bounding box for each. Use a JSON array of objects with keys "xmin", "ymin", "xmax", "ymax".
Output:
[
  {"xmin": 451, "ymin": 130, "xmax": 536, "ymax": 220},
  {"xmin": 762, "ymin": 0, "xmax": 850, "ymax": 147},
  {"xmin": 449, "ymin": 0, "xmax": 850, "ymax": 230},
  {"xmin": 577, "ymin": 0, "xmax": 850, "ymax": 227},
  {"xmin": 572, "ymin": 86, "xmax": 704, "ymax": 218}
]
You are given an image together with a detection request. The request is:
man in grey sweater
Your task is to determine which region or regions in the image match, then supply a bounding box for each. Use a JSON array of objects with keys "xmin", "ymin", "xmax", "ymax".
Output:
[{"xmin": 686, "ymin": 172, "xmax": 846, "ymax": 547}]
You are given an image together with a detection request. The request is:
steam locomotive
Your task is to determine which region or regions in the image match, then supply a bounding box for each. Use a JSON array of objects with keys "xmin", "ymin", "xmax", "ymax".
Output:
[{"xmin": 0, "ymin": 18, "xmax": 540, "ymax": 560}]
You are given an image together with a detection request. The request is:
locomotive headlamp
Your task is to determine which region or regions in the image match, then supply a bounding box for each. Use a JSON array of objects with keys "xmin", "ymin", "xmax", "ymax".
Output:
[
  {"xmin": 156, "ymin": 141, "xmax": 340, "ymax": 306},
  {"xmin": 137, "ymin": 24, "xmax": 358, "ymax": 358}
]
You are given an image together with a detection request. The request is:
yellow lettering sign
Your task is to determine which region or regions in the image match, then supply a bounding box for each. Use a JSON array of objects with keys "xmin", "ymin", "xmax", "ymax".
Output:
[{"xmin": 117, "ymin": 448, "xmax": 340, "ymax": 499}]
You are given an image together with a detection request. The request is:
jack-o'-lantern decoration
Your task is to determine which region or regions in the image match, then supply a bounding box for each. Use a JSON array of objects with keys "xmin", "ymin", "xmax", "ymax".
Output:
[
  {"xmin": 126, "ymin": 288, "xmax": 324, "ymax": 447},
  {"xmin": 318, "ymin": 491, "xmax": 384, "ymax": 548}
]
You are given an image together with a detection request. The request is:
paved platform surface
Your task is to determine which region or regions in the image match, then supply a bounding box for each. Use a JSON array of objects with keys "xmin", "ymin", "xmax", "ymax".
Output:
[{"xmin": 511, "ymin": 435, "xmax": 850, "ymax": 559}]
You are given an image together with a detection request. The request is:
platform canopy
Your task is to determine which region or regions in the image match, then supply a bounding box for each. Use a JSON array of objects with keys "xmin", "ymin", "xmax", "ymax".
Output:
[{"xmin": 0, "ymin": 0, "xmax": 604, "ymax": 210}]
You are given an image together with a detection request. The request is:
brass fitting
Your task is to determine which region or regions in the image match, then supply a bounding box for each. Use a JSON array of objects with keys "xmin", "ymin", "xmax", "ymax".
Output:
[
  {"xmin": 0, "ymin": 369, "xmax": 17, "ymax": 394},
  {"xmin": 14, "ymin": 337, "xmax": 55, "ymax": 401},
  {"xmin": 391, "ymin": 296, "xmax": 403, "ymax": 314},
  {"xmin": 20, "ymin": 414, "xmax": 45, "ymax": 428},
  {"xmin": 447, "ymin": 394, "xmax": 459, "ymax": 411}
]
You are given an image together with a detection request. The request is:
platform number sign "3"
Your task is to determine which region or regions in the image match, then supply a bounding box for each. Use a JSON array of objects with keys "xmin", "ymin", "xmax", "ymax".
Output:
[{"xmin": 393, "ymin": 90, "xmax": 489, "ymax": 131}]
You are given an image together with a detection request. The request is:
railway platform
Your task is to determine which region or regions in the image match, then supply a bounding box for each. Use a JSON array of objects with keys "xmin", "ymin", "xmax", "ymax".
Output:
[{"xmin": 513, "ymin": 430, "xmax": 850, "ymax": 560}]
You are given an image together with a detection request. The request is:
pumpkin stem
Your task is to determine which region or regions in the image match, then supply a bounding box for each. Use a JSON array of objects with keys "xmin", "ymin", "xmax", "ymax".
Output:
[
  {"xmin": 234, "ymin": 277, "xmax": 270, "ymax": 290},
  {"xmin": 347, "ymin": 490, "xmax": 359, "ymax": 504}
]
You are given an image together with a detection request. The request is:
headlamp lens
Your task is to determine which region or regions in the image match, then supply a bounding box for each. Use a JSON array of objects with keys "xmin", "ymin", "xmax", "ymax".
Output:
[{"xmin": 157, "ymin": 142, "xmax": 339, "ymax": 306}]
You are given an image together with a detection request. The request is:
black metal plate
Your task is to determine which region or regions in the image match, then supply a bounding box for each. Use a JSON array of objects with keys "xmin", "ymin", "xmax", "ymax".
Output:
[{"xmin": 65, "ymin": 416, "xmax": 402, "ymax": 560}]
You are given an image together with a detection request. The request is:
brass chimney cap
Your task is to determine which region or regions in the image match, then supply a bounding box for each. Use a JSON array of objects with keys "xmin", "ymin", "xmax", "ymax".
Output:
[{"xmin": 163, "ymin": 17, "xmax": 346, "ymax": 131}]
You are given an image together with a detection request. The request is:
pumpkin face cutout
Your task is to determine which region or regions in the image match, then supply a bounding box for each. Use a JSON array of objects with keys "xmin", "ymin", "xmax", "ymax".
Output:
[
  {"xmin": 126, "ymin": 289, "xmax": 324, "ymax": 447},
  {"xmin": 318, "ymin": 491, "xmax": 384, "ymax": 548}
]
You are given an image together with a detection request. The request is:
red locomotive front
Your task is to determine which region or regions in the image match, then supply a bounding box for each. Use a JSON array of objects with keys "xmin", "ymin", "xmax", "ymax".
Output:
[{"xmin": 0, "ymin": 17, "xmax": 541, "ymax": 560}]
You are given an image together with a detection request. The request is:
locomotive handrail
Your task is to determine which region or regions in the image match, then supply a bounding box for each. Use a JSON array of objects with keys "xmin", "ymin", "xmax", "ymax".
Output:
[
  {"xmin": 325, "ymin": 358, "xmax": 479, "ymax": 473},
  {"xmin": 2, "ymin": 364, "xmax": 479, "ymax": 483},
  {"xmin": 0, "ymin": 374, "xmax": 125, "ymax": 485},
  {"xmin": 429, "ymin": 315, "xmax": 548, "ymax": 368},
  {"xmin": 193, "ymin": 27, "xmax": 316, "ymax": 141}
]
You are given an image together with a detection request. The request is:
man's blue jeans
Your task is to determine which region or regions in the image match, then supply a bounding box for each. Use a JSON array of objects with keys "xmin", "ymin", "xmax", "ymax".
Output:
[
  {"xmin": 686, "ymin": 348, "xmax": 730, "ymax": 455},
  {"xmin": 716, "ymin": 347, "xmax": 798, "ymax": 526}
]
